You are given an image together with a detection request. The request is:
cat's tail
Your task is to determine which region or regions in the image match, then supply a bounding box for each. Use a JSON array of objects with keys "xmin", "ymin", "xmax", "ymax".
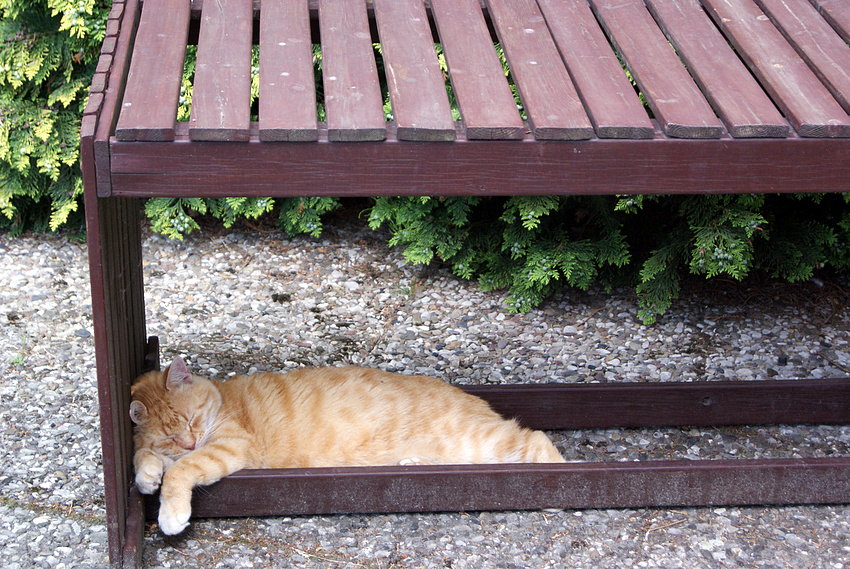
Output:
[{"xmin": 522, "ymin": 430, "xmax": 566, "ymax": 463}]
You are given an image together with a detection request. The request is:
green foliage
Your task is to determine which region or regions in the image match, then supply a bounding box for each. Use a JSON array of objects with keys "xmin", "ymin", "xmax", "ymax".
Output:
[
  {"xmin": 623, "ymin": 194, "xmax": 850, "ymax": 324},
  {"xmin": 369, "ymin": 196, "xmax": 632, "ymax": 313},
  {"xmin": 368, "ymin": 194, "xmax": 850, "ymax": 324},
  {"xmin": 144, "ymin": 197, "xmax": 277, "ymax": 241},
  {"xmin": 0, "ymin": 0, "xmax": 107, "ymax": 233},
  {"xmin": 277, "ymin": 197, "xmax": 340, "ymax": 237}
]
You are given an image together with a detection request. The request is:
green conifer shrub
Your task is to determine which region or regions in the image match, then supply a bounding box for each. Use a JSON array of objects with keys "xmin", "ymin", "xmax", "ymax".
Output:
[{"xmin": 0, "ymin": 0, "xmax": 108, "ymax": 233}]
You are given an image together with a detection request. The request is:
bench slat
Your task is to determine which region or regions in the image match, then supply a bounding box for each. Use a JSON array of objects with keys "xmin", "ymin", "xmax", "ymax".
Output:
[
  {"xmin": 431, "ymin": 0, "xmax": 525, "ymax": 140},
  {"xmin": 645, "ymin": 0, "xmax": 789, "ymax": 138},
  {"xmin": 486, "ymin": 0, "xmax": 592, "ymax": 140},
  {"xmin": 115, "ymin": 0, "xmax": 190, "ymax": 141},
  {"xmin": 589, "ymin": 0, "xmax": 723, "ymax": 139},
  {"xmin": 810, "ymin": 0, "xmax": 850, "ymax": 42},
  {"xmin": 536, "ymin": 0, "xmax": 654, "ymax": 139},
  {"xmin": 373, "ymin": 0, "xmax": 455, "ymax": 141},
  {"xmin": 318, "ymin": 0, "xmax": 387, "ymax": 142},
  {"xmin": 259, "ymin": 0, "xmax": 319, "ymax": 141},
  {"xmin": 188, "ymin": 0, "xmax": 253, "ymax": 141},
  {"xmin": 702, "ymin": 0, "xmax": 850, "ymax": 138},
  {"xmin": 755, "ymin": 0, "xmax": 850, "ymax": 114}
]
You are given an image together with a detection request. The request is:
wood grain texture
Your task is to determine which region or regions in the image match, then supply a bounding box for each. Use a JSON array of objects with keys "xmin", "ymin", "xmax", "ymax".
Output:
[
  {"xmin": 537, "ymin": 0, "xmax": 654, "ymax": 139},
  {"xmin": 373, "ymin": 0, "xmax": 456, "ymax": 141},
  {"xmin": 755, "ymin": 0, "xmax": 850, "ymax": 113},
  {"xmin": 810, "ymin": 0, "xmax": 850, "ymax": 42},
  {"xmin": 645, "ymin": 0, "xmax": 789, "ymax": 138},
  {"xmin": 147, "ymin": 458, "xmax": 850, "ymax": 518},
  {"xmin": 463, "ymin": 379, "xmax": 850, "ymax": 429},
  {"xmin": 115, "ymin": 0, "xmax": 190, "ymax": 141},
  {"xmin": 589, "ymin": 0, "xmax": 723, "ymax": 139},
  {"xmin": 258, "ymin": 0, "xmax": 319, "ymax": 142},
  {"xmin": 702, "ymin": 0, "xmax": 850, "ymax": 137},
  {"xmin": 107, "ymin": 125, "xmax": 850, "ymax": 197},
  {"xmin": 430, "ymin": 0, "xmax": 525, "ymax": 139},
  {"xmin": 188, "ymin": 0, "xmax": 253, "ymax": 142},
  {"xmin": 94, "ymin": 0, "xmax": 141, "ymax": 197},
  {"xmin": 319, "ymin": 0, "xmax": 387, "ymax": 142},
  {"xmin": 486, "ymin": 0, "xmax": 592, "ymax": 140}
]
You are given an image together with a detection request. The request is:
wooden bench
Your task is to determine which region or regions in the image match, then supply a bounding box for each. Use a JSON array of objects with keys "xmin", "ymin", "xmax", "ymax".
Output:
[{"xmin": 81, "ymin": 0, "xmax": 850, "ymax": 566}]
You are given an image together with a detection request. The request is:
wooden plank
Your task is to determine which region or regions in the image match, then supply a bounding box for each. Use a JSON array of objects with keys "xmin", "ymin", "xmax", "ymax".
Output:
[
  {"xmin": 755, "ymin": 0, "xmax": 850, "ymax": 113},
  {"xmin": 373, "ymin": 0, "xmax": 456, "ymax": 141},
  {"xmin": 115, "ymin": 0, "xmax": 190, "ymax": 141},
  {"xmin": 810, "ymin": 0, "xmax": 850, "ymax": 42},
  {"xmin": 258, "ymin": 0, "xmax": 319, "ymax": 142},
  {"xmin": 108, "ymin": 129, "xmax": 850, "ymax": 196},
  {"xmin": 589, "ymin": 0, "xmax": 724, "ymax": 139},
  {"xmin": 122, "ymin": 488, "xmax": 145, "ymax": 569},
  {"xmin": 149, "ymin": 458, "xmax": 850, "ymax": 519},
  {"xmin": 702, "ymin": 0, "xmax": 850, "ymax": 138},
  {"xmin": 95, "ymin": 0, "xmax": 141, "ymax": 197},
  {"xmin": 188, "ymin": 0, "xmax": 253, "ymax": 141},
  {"xmin": 430, "ymin": 0, "xmax": 525, "ymax": 139},
  {"xmin": 485, "ymin": 0, "xmax": 593, "ymax": 140},
  {"xmin": 645, "ymin": 0, "xmax": 789, "ymax": 138},
  {"xmin": 318, "ymin": 0, "xmax": 386, "ymax": 142},
  {"xmin": 463, "ymin": 379, "xmax": 850, "ymax": 430},
  {"xmin": 536, "ymin": 0, "xmax": 654, "ymax": 139}
]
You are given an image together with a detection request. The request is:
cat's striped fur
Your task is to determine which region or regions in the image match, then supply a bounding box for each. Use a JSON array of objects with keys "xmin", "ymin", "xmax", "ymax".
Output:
[{"xmin": 130, "ymin": 357, "xmax": 564, "ymax": 535}]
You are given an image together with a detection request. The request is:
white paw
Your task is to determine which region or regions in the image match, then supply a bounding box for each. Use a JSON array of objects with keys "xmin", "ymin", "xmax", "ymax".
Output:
[
  {"xmin": 158, "ymin": 498, "xmax": 191, "ymax": 535},
  {"xmin": 399, "ymin": 457, "xmax": 424, "ymax": 466},
  {"xmin": 135, "ymin": 463, "xmax": 163, "ymax": 495}
]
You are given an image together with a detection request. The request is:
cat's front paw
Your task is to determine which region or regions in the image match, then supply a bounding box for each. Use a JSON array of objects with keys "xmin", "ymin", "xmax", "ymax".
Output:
[
  {"xmin": 135, "ymin": 455, "xmax": 164, "ymax": 495},
  {"xmin": 158, "ymin": 496, "xmax": 191, "ymax": 535}
]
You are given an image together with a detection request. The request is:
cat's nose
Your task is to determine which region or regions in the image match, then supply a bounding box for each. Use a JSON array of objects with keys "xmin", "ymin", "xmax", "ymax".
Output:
[{"xmin": 177, "ymin": 436, "xmax": 196, "ymax": 451}]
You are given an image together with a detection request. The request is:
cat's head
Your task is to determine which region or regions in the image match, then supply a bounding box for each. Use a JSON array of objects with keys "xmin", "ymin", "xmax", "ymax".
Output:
[{"xmin": 130, "ymin": 356, "xmax": 222, "ymax": 459}]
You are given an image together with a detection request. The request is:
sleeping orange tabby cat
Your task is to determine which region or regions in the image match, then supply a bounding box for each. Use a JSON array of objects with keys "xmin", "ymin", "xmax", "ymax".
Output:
[{"xmin": 130, "ymin": 356, "xmax": 564, "ymax": 534}]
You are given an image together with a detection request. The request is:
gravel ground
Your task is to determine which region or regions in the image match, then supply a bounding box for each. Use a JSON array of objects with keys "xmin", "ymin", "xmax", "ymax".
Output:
[{"xmin": 1, "ymin": 212, "xmax": 848, "ymax": 568}]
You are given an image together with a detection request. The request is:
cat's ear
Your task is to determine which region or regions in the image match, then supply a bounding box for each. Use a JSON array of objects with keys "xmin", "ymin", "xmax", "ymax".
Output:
[
  {"xmin": 165, "ymin": 356, "xmax": 193, "ymax": 391},
  {"xmin": 129, "ymin": 400, "xmax": 148, "ymax": 425}
]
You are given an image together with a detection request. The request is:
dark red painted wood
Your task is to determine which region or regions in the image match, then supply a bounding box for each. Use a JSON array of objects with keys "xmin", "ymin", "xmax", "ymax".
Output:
[
  {"xmin": 318, "ymin": 0, "xmax": 386, "ymax": 142},
  {"xmin": 589, "ymin": 0, "xmax": 724, "ymax": 139},
  {"xmin": 536, "ymin": 0, "xmax": 654, "ymax": 139},
  {"xmin": 106, "ymin": 125, "xmax": 850, "ymax": 197},
  {"xmin": 258, "ymin": 0, "xmax": 319, "ymax": 142},
  {"xmin": 487, "ymin": 0, "xmax": 593, "ymax": 140},
  {"xmin": 463, "ymin": 379, "xmax": 850, "ymax": 430},
  {"xmin": 114, "ymin": 0, "xmax": 190, "ymax": 141},
  {"xmin": 810, "ymin": 0, "xmax": 850, "ymax": 42},
  {"xmin": 430, "ymin": 0, "xmax": 525, "ymax": 139},
  {"xmin": 95, "ymin": 0, "xmax": 140, "ymax": 197},
  {"xmin": 702, "ymin": 0, "xmax": 850, "ymax": 137},
  {"xmin": 755, "ymin": 0, "xmax": 850, "ymax": 113},
  {"xmin": 645, "ymin": 0, "xmax": 789, "ymax": 138},
  {"xmin": 373, "ymin": 0, "xmax": 455, "ymax": 141},
  {"xmin": 188, "ymin": 0, "xmax": 253, "ymax": 141},
  {"xmin": 143, "ymin": 458, "xmax": 850, "ymax": 519},
  {"xmin": 122, "ymin": 488, "xmax": 145, "ymax": 569}
]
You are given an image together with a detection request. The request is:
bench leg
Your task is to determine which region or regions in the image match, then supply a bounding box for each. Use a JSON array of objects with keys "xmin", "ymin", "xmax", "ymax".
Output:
[{"xmin": 85, "ymin": 195, "xmax": 148, "ymax": 569}]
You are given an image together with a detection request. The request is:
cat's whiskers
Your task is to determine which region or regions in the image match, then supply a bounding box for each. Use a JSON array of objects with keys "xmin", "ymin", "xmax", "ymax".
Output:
[{"xmin": 198, "ymin": 407, "xmax": 244, "ymax": 448}]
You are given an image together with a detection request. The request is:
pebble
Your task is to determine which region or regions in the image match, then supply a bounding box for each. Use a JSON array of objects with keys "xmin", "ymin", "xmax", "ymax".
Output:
[{"xmin": 1, "ymin": 221, "xmax": 848, "ymax": 569}]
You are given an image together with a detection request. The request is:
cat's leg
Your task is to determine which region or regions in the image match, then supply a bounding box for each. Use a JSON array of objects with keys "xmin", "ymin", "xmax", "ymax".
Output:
[
  {"xmin": 157, "ymin": 438, "xmax": 252, "ymax": 535},
  {"xmin": 133, "ymin": 449, "xmax": 174, "ymax": 494}
]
